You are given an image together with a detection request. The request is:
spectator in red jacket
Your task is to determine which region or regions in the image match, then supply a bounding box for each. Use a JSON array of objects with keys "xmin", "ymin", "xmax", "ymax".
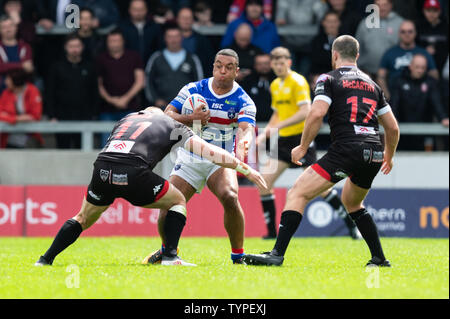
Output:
[
  {"xmin": 0, "ymin": 68, "xmax": 42, "ymax": 148},
  {"xmin": 0, "ymin": 15, "xmax": 33, "ymax": 93}
]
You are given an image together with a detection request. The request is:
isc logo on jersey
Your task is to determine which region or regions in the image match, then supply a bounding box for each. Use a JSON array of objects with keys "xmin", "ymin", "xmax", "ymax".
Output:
[{"xmin": 181, "ymin": 93, "xmax": 209, "ymax": 115}]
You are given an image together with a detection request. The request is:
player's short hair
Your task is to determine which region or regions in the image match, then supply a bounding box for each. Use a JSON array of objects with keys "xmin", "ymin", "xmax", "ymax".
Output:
[
  {"xmin": 332, "ymin": 35, "xmax": 360, "ymax": 61},
  {"xmin": 270, "ymin": 47, "xmax": 291, "ymax": 60},
  {"xmin": 215, "ymin": 49, "xmax": 239, "ymax": 67}
]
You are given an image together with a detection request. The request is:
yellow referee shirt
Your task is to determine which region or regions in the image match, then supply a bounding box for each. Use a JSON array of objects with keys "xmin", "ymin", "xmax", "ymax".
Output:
[{"xmin": 270, "ymin": 71, "xmax": 311, "ymax": 137}]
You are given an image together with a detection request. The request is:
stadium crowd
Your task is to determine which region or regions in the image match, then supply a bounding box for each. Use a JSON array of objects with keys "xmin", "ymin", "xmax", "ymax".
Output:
[{"xmin": 0, "ymin": 0, "xmax": 448, "ymax": 150}]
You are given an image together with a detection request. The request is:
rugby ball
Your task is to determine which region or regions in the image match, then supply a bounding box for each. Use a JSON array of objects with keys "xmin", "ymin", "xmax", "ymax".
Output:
[{"xmin": 181, "ymin": 93, "xmax": 209, "ymax": 115}]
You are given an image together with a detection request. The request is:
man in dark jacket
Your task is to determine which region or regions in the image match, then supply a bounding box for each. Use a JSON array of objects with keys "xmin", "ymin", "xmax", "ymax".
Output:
[
  {"xmin": 119, "ymin": 0, "xmax": 162, "ymax": 64},
  {"xmin": 390, "ymin": 54, "xmax": 449, "ymax": 150},
  {"xmin": 144, "ymin": 25, "xmax": 203, "ymax": 109},
  {"xmin": 46, "ymin": 34, "xmax": 98, "ymax": 149}
]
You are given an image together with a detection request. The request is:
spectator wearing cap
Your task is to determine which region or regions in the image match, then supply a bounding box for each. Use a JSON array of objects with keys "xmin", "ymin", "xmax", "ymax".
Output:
[
  {"xmin": 229, "ymin": 23, "xmax": 263, "ymax": 83},
  {"xmin": 0, "ymin": 15, "xmax": 33, "ymax": 93},
  {"xmin": 377, "ymin": 20, "xmax": 439, "ymax": 100},
  {"xmin": 119, "ymin": 0, "xmax": 162, "ymax": 64},
  {"xmin": 356, "ymin": 0, "xmax": 404, "ymax": 78},
  {"xmin": 177, "ymin": 6, "xmax": 215, "ymax": 77},
  {"xmin": 0, "ymin": 68, "xmax": 42, "ymax": 148},
  {"xmin": 221, "ymin": 0, "xmax": 280, "ymax": 54},
  {"xmin": 416, "ymin": 0, "xmax": 448, "ymax": 76},
  {"xmin": 327, "ymin": 0, "xmax": 362, "ymax": 36},
  {"xmin": 390, "ymin": 54, "xmax": 449, "ymax": 151},
  {"xmin": 144, "ymin": 25, "xmax": 203, "ymax": 109},
  {"xmin": 46, "ymin": 34, "xmax": 98, "ymax": 149}
]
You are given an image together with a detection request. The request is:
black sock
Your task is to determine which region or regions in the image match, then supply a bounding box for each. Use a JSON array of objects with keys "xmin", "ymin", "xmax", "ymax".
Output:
[
  {"xmin": 324, "ymin": 189, "xmax": 356, "ymax": 231},
  {"xmin": 261, "ymin": 195, "xmax": 277, "ymax": 236},
  {"xmin": 43, "ymin": 219, "xmax": 83, "ymax": 263},
  {"xmin": 272, "ymin": 211, "xmax": 303, "ymax": 257},
  {"xmin": 350, "ymin": 209, "xmax": 386, "ymax": 260},
  {"xmin": 163, "ymin": 210, "xmax": 186, "ymax": 257}
]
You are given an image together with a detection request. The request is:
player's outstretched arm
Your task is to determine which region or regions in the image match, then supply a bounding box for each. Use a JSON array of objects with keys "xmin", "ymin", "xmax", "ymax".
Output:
[
  {"xmin": 378, "ymin": 111, "xmax": 400, "ymax": 175},
  {"xmin": 184, "ymin": 136, "xmax": 268, "ymax": 190},
  {"xmin": 165, "ymin": 104, "xmax": 210, "ymax": 126}
]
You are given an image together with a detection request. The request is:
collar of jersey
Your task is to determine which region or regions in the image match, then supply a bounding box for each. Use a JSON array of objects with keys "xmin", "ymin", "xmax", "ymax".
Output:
[{"xmin": 208, "ymin": 77, "xmax": 239, "ymax": 99}]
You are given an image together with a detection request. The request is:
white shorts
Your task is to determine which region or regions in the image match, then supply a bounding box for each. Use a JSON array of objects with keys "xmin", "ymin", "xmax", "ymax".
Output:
[{"xmin": 170, "ymin": 149, "xmax": 222, "ymax": 193}]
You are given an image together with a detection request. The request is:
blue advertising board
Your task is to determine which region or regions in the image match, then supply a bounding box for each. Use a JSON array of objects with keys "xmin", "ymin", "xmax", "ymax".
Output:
[{"xmin": 297, "ymin": 189, "xmax": 449, "ymax": 238}]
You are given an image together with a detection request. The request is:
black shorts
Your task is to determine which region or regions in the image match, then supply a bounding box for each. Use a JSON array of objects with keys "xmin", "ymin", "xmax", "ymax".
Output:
[
  {"xmin": 312, "ymin": 142, "xmax": 384, "ymax": 189},
  {"xmin": 270, "ymin": 134, "xmax": 317, "ymax": 168},
  {"xmin": 86, "ymin": 160, "xmax": 170, "ymax": 207}
]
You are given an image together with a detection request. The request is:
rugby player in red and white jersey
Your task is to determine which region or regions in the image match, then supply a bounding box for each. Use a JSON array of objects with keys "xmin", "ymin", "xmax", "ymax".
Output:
[{"xmin": 143, "ymin": 49, "xmax": 259, "ymax": 264}]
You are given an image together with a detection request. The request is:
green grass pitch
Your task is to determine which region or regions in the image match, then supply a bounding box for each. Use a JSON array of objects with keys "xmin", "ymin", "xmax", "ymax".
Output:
[{"xmin": 0, "ymin": 237, "xmax": 448, "ymax": 299}]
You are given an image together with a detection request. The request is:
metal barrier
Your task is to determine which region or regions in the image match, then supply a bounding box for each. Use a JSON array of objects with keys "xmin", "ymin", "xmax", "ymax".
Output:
[
  {"xmin": 0, "ymin": 121, "xmax": 448, "ymax": 152},
  {"xmin": 36, "ymin": 24, "xmax": 318, "ymax": 37}
]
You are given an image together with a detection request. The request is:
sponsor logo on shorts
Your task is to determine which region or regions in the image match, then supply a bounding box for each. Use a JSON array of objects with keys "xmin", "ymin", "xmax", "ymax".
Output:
[
  {"xmin": 174, "ymin": 164, "xmax": 182, "ymax": 171},
  {"xmin": 100, "ymin": 169, "xmax": 110, "ymax": 182},
  {"xmin": 372, "ymin": 151, "xmax": 384, "ymax": 163},
  {"xmin": 153, "ymin": 184, "xmax": 163, "ymax": 195},
  {"xmin": 334, "ymin": 171, "xmax": 349, "ymax": 179},
  {"xmin": 112, "ymin": 174, "xmax": 128, "ymax": 186},
  {"xmin": 88, "ymin": 190, "xmax": 101, "ymax": 201}
]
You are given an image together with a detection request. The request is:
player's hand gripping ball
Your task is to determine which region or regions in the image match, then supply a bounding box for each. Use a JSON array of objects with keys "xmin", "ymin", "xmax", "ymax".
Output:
[{"xmin": 182, "ymin": 93, "xmax": 210, "ymax": 127}]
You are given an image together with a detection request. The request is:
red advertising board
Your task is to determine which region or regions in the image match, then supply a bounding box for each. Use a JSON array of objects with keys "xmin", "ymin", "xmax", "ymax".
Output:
[
  {"xmin": 0, "ymin": 186, "xmax": 25, "ymax": 236},
  {"xmin": 0, "ymin": 186, "xmax": 286, "ymax": 237}
]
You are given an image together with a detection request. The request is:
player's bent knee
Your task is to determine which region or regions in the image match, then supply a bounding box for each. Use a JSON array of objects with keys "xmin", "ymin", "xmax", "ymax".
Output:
[{"xmin": 220, "ymin": 190, "xmax": 239, "ymax": 209}]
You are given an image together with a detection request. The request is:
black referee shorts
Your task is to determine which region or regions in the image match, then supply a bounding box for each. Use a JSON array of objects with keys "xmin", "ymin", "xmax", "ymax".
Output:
[
  {"xmin": 86, "ymin": 160, "xmax": 169, "ymax": 207},
  {"xmin": 270, "ymin": 134, "xmax": 317, "ymax": 168},
  {"xmin": 312, "ymin": 142, "xmax": 384, "ymax": 189}
]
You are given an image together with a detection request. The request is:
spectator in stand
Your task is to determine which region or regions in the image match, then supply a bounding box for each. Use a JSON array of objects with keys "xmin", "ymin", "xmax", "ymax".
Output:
[
  {"xmin": 37, "ymin": 0, "xmax": 77, "ymax": 30},
  {"xmin": 0, "ymin": 68, "xmax": 42, "ymax": 148},
  {"xmin": 229, "ymin": 23, "xmax": 263, "ymax": 82},
  {"xmin": 2, "ymin": 0, "xmax": 35, "ymax": 45},
  {"xmin": 0, "ymin": 0, "xmax": 38, "ymax": 23},
  {"xmin": 0, "ymin": 15, "xmax": 33, "ymax": 93},
  {"xmin": 221, "ymin": 0, "xmax": 280, "ymax": 54},
  {"xmin": 241, "ymin": 53, "xmax": 275, "ymax": 122},
  {"xmin": 227, "ymin": 0, "xmax": 273, "ymax": 23},
  {"xmin": 310, "ymin": 11, "xmax": 341, "ymax": 85},
  {"xmin": 177, "ymin": 6, "xmax": 214, "ymax": 76},
  {"xmin": 378, "ymin": 20, "xmax": 439, "ymax": 99},
  {"xmin": 326, "ymin": 0, "xmax": 362, "ymax": 36},
  {"xmin": 72, "ymin": 0, "xmax": 119, "ymax": 28},
  {"xmin": 46, "ymin": 34, "xmax": 98, "ymax": 149},
  {"xmin": 390, "ymin": 54, "xmax": 449, "ymax": 151},
  {"xmin": 76, "ymin": 8, "xmax": 104, "ymax": 61},
  {"xmin": 193, "ymin": 1, "xmax": 214, "ymax": 27},
  {"xmin": 442, "ymin": 55, "xmax": 449, "ymax": 113},
  {"xmin": 96, "ymin": 28, "xmax": 145, "ymax": 145},
  {"xmin": 356, "ymin": 0, "xmax": 404, "ymax": 78},
  {"xmin": 416, "ymin": 0, "xmax": 449, "ymax": 76},
  {"xmin": 145, "ymin": 24, "xmax": 203, "ymax": 109},
  {"xmin": 198, "ymin": 0, "xmax": 233, "ymax": 24},
  {"xmin": 275, "ymin": 0, "xmax": 328, "ymax": 76},
  {"xmin": 119, "ymin": 0, "xmax": 162, "ymax": 64}
]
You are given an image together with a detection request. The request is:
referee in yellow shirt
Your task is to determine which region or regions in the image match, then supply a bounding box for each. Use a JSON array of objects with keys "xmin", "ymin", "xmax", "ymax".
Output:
[{"xmin": 256, "ymin": 47, "xmax": 360, "ymax": 240}]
